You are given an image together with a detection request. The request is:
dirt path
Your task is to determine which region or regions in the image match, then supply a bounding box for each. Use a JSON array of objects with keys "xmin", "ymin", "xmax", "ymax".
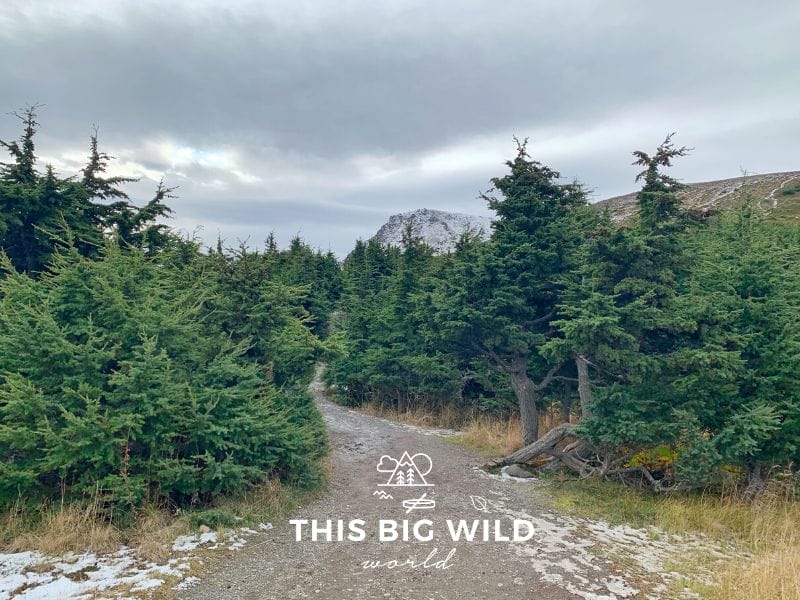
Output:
[
  {"xmin": 178, "ymin": 370, "xmax": 721, "ymax": 600},
  {"xmin": 768, "ymin": 174, "xmax": 800, "ymax": 208}
]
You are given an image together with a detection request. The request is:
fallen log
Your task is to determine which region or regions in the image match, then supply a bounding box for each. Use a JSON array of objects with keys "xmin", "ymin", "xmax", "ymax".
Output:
[
  {"xmin": 488, "ymin": 421, "xmax": 717, "ymax": 495},
  {"xmin": 489, "ymin": 423, "xmax": 576, "ymax": 468}
]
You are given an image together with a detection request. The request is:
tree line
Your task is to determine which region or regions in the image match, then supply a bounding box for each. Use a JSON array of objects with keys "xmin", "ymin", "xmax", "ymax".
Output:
[
  {"xmin": 2, "ymin": 104, "xmax": 796, "ymax": 501},
  {"xmin": 0, "ymin": 107, "xmax": 341, "ymax": 512},
  {"xmin": 329, "ymin": 137, "xmax": 800, "ymax": 494}
]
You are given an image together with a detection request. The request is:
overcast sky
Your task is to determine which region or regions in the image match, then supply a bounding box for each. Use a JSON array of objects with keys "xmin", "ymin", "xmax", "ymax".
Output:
[{"xmin": 1, "ymin": 1, "xmax": 798, "ymax": 255}]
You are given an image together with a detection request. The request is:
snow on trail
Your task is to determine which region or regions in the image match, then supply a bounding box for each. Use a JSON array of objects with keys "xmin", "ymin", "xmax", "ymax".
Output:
[
  {"xmin": 0, "ymin": 524, "xmax": 272, "ymax": 599},
  {"xmin": 473, "ymin": 462, "xmax": 741, "ymax": 598},
  {"xmin": 472, "ymin": 474, "xmax": 741, "ymax": 600}
]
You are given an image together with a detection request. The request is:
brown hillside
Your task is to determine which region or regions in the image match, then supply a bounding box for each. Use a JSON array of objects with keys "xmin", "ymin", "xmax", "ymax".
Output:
[{"xmin": 595, "ymin": 171, "xmax": 800, "ymax": 222}]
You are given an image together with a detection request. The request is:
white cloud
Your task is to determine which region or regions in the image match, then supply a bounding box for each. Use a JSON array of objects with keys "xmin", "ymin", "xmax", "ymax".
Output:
[{"xmin": 2, "ymin": 0, "xmax": 797, "ymax": 255}]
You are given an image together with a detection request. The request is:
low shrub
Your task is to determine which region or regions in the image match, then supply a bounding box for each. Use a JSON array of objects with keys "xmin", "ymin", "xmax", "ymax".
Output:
[{"xmin": 0, "ymin": 245, "xmax": 327, "ymax": 512}]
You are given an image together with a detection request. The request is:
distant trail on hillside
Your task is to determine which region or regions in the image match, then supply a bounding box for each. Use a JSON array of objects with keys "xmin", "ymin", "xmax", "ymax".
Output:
[{"xmin": 595, "ymin": 170, "xmax": 800, "ymax": 221}]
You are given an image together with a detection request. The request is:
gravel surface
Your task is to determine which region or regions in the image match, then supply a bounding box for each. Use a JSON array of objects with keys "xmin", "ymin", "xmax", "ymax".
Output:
[{"xmin": 179, "ymin": 371, "xmax": 659, "ymax": 600}]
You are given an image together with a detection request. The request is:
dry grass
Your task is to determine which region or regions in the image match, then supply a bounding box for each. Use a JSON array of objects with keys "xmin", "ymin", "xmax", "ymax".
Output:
[
  {"xmin": 707, "ymin": 483, "xmax": 800, "ymax": 600},
  {"xmin": 550, "ymin": 477, "xmax": 800, "ymax": 600},
  {"xmin": 713, "ymin": 544, "xmax": 800, "ymax": 600},
  {"xmin": 354, "ymin": 402, "xmax": 525, "ymax": 457},
  {"xmin": 216, "ymin": 464, "xmax": 329, "ymax": 524},
  {"xmin": 3, "ymin": 498, "xmax": 122, "ymax": 555},
  {"xmin": 355, "ymin": 402, "xmax": 572, "ymax": 459},
  {"xmin": 456, "ymin": 406, "xmax": 573, "ymax": 458},
  {"xmin": 357, "ymin": 402, "xmax": 471, "ymax": 430},
  {"xmin": 0, "ymin": 499, "xmax": 193, "ymax": 561},
  {"xmin": 456, "ymin": 416, "xmax": 523, "ymax": 457},
  {"xmin": 129, "ymin": 509, "xmax": 189, "ymax": 563},
  {"xmin": 216, "ymin": 478, "xmax": 290, "ymax": 518},
  {"xmin": 0, "ymin": 469, "xmax": 326, "ymax": 563}
]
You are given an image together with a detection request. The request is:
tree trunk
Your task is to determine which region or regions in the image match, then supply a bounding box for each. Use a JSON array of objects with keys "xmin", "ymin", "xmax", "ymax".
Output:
[
  {"xmin": 508, "ymin": 364, "xmax": 540, "ymax": 445},
  {"xmin": 560, "ymin": 381, "xmax": 572, "ymax": 424},
  {"xmin": 576, "ymin": 355, "xmax": 593, "ymax": 419},
  {"xmin": 743, "ymin": 460, "xmax": 766, "ymax": 501}
]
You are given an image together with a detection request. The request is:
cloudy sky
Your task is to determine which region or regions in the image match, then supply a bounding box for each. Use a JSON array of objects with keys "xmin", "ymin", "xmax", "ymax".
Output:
[{"xmin": 1, "ymin": 1, "xmax": 798, "ymax": 254}]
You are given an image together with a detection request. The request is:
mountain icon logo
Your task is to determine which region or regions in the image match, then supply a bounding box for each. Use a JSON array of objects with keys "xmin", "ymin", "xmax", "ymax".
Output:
[{"xmin": 376, "ymin": 451, "xmax": 433, "ymax": 487}]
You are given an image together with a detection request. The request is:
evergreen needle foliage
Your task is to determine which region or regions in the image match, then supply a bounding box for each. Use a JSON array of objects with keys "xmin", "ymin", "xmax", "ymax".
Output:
[
  {"xmin": 0, "ymin": 107, "xmax": 336, "ymax": 512},
  {"xmin": 329, "ymin": 135, "xmax": 800, "ymax": 493}
]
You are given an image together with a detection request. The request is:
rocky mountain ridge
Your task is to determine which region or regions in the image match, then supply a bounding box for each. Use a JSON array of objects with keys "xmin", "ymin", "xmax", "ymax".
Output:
[
  {"xmin": 372, "ymin": 208, "xmax": 492, "ymax": 253},
  {"xmin": 371, "ymin": 171, "xmax": 800, "ymax": 251}
]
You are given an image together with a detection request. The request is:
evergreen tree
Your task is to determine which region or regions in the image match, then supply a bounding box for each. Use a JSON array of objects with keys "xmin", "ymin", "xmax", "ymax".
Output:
[
  {"xmin": 0, "ymin": 106, "xmax": 340, "ymax": 512},
  {"xmin": 0, "ymin": 242, "xmax": 327, "ymax": 509},
  {"xmin": 0, "ymin": 109, "xmax": 177, "ymax": 272},
  {"xmin": 633, "ymin": 133, "xmax": 690, "ymax": 230},
  {"xmin": 0, "ymin": 106, "xmax": 39, "ymax": 185},
  {"xmin": 81, "ymin": 128, "xmax": 137, "ymax": 202},
  {"xmin": 432, "ymin": 141, "xmax": 588, "ymax": 443},
  {"xmin": 111, "ymin": 179, "xmax": 176, "ymax": 253},
  {"xmin": 1, "ymin": 107, "xmax": 104, "ymax": 273},
  {"xmin": 81, "ymin": 130, "xmax": 175, "ymax": 253},
  {"xmin": 670, "ymin": 203, "xmax": 800, "ymax": 490},
  {"xmin": 536, "ymin": 137, "xmax": 690, "ymax": 465}
]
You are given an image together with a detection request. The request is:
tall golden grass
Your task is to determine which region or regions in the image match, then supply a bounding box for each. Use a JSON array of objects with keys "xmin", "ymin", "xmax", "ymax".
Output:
[
  {"xmin": 458, "ymin": 416, "xmax": 523, "ymax": 457},
  {"xmin": 549, "ymin": 475, "xmax": 800, "ymax": 600},
  {"xmin": 2, "ymin": 496, "xmax": 122, "ymax": 556},
  {"xmin": 708, "ymin": 482, "xmax": 800, "ymax": 600},
  {"xmin": 356, "ymin": 402, "xmax": 472, "ymax": 430},
  {"xmin": 356, "ymin": 401, "xmax": 572, "ymax": 458},
  {"xmin": 0, "ymin": 470, "xmax": 325, "ymax": 562},
  {"xmin": 657, "ymin": 481, "xmax": 800, "ymax": 599}
]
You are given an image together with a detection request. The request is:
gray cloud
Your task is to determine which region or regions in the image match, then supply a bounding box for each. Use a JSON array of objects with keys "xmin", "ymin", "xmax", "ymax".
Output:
[{"xmin": 1, "ymin": 0, "xmax": 798, "ymax": 254}]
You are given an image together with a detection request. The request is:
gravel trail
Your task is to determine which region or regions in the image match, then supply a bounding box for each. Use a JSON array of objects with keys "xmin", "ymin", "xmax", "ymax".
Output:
[{"xmin": 180, "ymin": 369, "xmax": 720, "ymax": 600}]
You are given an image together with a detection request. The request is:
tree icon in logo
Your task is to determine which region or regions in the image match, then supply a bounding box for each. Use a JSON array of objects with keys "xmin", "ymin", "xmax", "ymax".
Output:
[{"xmin": 377, "ymin": 451, "xmax": 433, "ymax": 487}]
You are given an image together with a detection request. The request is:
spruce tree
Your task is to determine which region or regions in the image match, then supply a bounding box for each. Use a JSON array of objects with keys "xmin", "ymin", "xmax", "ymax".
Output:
[
  {"xmin": 672, "ymin": 202, "xmax": 800, "ymax": 490},
  {"xmin": 0, "ymin": 241, "xmax": 328, "ymax": 509},
  {"xmin": 0, "ymin": 106, "xmax": 40, "ymax": 185},
  {"xmin": 432, "ymin": 141, "xmax": 588, "ymax": 443},
  {"xmin": 1, "ymin": 107, "xmax": 104, "ymax": 273}
]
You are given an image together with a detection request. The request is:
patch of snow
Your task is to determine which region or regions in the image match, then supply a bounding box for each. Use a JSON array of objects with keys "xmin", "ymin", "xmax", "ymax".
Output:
[
  {"xmin": 1, "ymin": 525, "xmax": 272, "ymax": 598},
  {"xmin": 226, "ymin": 534, "xmax": 247, "ymax": 551},
  {"xmin": 0, "ymin": 547, "xmax": 184, "ymax": 600},
  {"xmin": 172, "ymin": 531, "xmax": 218, "ymax": 552},
  {"xmin": 482, "ymin": 495, "xmax": 739, "ymax": 600},
  {"xmin": 466, "ymin": 469, "xmax": 737, "ymax": 599},
  {"xmin": 173, "ymin": 575, "xmax": 200, "ymax": 590}
]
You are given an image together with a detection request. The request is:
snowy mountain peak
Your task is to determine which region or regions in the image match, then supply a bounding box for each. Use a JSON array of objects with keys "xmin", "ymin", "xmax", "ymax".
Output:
[{"xmin": 372, "ymin": 208, "xmax": 492, "ymax": 253}]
